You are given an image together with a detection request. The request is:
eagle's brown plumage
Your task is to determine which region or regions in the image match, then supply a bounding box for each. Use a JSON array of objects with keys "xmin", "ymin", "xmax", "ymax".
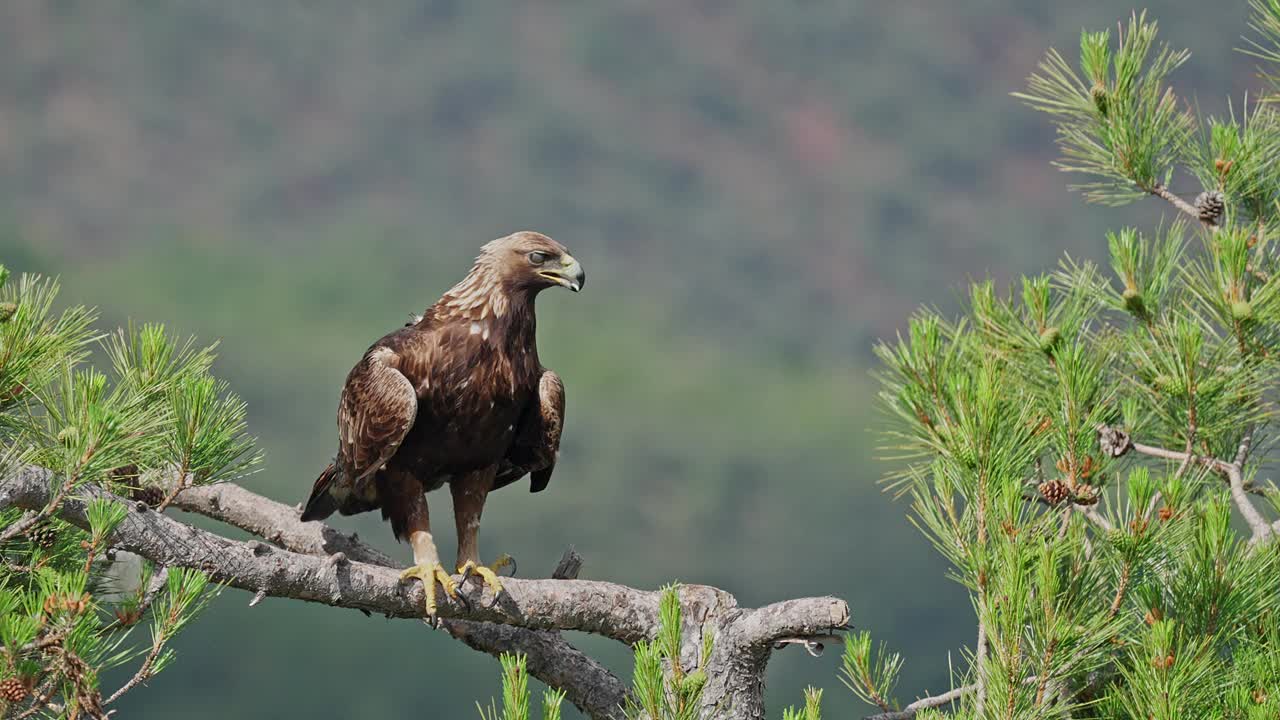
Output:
[{"xmin": 300, "ymin": 231, "xmax": 583, "ymax": 613}]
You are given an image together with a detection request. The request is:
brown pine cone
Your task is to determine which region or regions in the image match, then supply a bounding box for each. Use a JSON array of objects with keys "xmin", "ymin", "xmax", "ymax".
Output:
[
  {"xmin": 1097, "ymin": 426, "xmax": 1132, "ymax": 458},
  {"xmin": 130, "ymin": 485, "xmax": 165, "ymax": 507},
  {"xmin": 1074, "ymin": 484, "xmax": 1100, "ymax": 506},
  {"xmin": 1195, "ymin": 190, "xmax": 1225, "ymax": 226},
  {"xmin": 1039, "ymin": 479, "xmax": 1070, "ymax": 505},
  {"xmin": 25, "ymin": 524, "xmax": 57, "ymax": 550},
  {"xmin": 0, "ymin": 676, "xmax": 29, "ymax": 703},
  {"xmin": 109, "ymin": 464, "xmax": 140, "ymax": 482}
]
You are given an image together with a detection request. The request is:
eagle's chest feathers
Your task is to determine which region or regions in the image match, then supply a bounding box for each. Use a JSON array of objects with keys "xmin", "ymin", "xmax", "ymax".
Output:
[{"xmin": 397, "ymin": 294, "xmax": 540, "ymax": 474}]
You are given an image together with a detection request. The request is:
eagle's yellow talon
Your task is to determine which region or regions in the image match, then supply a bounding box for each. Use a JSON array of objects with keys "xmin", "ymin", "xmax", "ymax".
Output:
[
  {"xmin": 400, "ymin": 562, "xmax": 460, "ymax": 617},
  {"xmin": 457, "ymin": 554, "xmax": 514, "ymax": 603}
]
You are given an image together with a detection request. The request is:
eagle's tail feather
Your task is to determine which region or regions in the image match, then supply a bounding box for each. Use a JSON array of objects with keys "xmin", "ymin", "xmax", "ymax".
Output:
[{"xmin": 300, "ymin": 463, "xmax": 341, "ymax": 522}]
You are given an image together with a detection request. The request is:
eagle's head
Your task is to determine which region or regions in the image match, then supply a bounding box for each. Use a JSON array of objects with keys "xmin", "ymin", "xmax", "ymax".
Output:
[{"xmin": 480, "ymin": 231, "xmax": 586, "ymax": 294}]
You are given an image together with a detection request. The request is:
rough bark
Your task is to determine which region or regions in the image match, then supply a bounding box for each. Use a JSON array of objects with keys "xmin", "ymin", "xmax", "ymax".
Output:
[{"xmin": 1, "ymin": 465, "xmax": 849, "ymax": 719}]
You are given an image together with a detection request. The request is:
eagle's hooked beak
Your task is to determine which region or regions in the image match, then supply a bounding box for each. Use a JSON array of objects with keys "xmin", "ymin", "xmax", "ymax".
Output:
[{"xmin": 539, "ymin": 254, "xmax": 585, "ymax": 292}]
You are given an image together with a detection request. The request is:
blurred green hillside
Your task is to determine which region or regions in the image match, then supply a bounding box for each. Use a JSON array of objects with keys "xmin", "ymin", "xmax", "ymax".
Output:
[{"xmin": 0, "ymin": 1, "xmax": 1262, "ymax": 717}]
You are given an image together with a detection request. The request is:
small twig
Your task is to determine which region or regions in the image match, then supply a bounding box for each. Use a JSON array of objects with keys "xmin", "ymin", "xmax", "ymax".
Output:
[
  {"xmin": 153, "ymin": 463, "xmax": 190, "ymax": 514},
  {"xmin": 104, "ymin": 596, "xmax": 180, "ymax": 706},
  {"xmin": 1143, "ymin": 490, "xmax": 1163, "ymax": 522},
  {"xmin": 1108, "ymin": 561, "xmax": 1132, "ymax": 620},
  {"xmin": 1129, "ymin": 440, "xmax": 1229, "ymax": 473},
  {"xmin": 552, "ymin": 546, "xmax": 583, "ymax": 580},
  {"xmin": 136, "ymin": 565, "xmax": 170, "ymax": 617},
  {"xmin": 864, "ymin": 684, "xmax": 972, "ymax": 720},
  {"xmin": 12, "ymin": 679, "xmax": 59, "ymax": 720},
  {"xmin": 1113, "ymin": 427, "xmax": 1274, "ymax": 546},
  {"xmin": 1075, "ymin": 505, "xmax": 1114, "ymax": 533},
  {"xmin": 975, "ymin": 616, "xmax": 988, "ymax": 716},
  {"xmin": 1230, "ymin": 462, "xmax": 1273, "ymax": 546},
  {"xmin": 1234, "ymin": 428, "xmax": 1255, "ymax": 467},
  {"xmin": 1149, "ymin": 184, "xmax": 1211, "ymax": 227},
  {"xmin": 0, "ymin": 510, "xmax": 40, "ymax": 544}
]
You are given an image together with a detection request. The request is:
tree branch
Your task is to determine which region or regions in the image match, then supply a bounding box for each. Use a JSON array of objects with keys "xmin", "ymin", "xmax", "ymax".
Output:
[
  {"xmin": 1149, "ymin": 184, "xmax": 1209, "ymax": 227},
  {"xmin": 436, "ymin": 548, "xmax": 629, "ymax": 719},
  {"xmin": 864, "ymin": 684, "xmax": 971, "ymax": 720},
  {"xmin": 176, "ymin": 484, "xmax": 630, "ymax": 718},
  {"xmin": 1100, "ymin": 426, "xmax": 1274, "ymax": 546},
  {"xmin": 172, "ymin": 482, "xmax": 396, "ymax": 566},
  {"xmin": 1, "ymin": 466, "xmax": 848, "ymax": 719}
]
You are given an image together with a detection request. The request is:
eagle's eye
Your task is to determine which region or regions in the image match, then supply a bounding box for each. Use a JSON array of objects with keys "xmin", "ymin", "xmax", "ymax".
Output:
[{"xmin": 528, "ymin": 251, "xmax": 551, "ymax": 266}]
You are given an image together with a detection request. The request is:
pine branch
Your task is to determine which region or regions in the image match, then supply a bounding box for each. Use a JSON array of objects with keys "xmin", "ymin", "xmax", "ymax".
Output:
[
  {"xmin": 0, "ymin": 470, "xmax": 77, "ymax": 544},
  {"xmin": 1101, "ymin": 425, "xmax": 1275, "ymax": 545},
  {"xmin": 862, "ymin": 684, "xmax": 971, "ymax": 720},
  {"xmin": 1075, "ymin": 505, "xmax": 1115, "ymax": 533},
  {"xmin": 1149, "ymin": 184, "xmax": 1209, "ymax": 226},
  {"xmin": 173, "ymin": 483, "xmax": 625, "ymax": 718},
  {"xmin": 172, "ymin": 482, "xmax": 396, "ymax": 566},
  {"xmin": 0, "ymin": 464, "xmax": 848, "ymax": 720},
  {"xmin": 11, "ymin": 678, "xmax": 60, "ymax": 720}
]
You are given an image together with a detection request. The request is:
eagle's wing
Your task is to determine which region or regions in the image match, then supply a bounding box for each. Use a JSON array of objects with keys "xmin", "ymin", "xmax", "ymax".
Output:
[
  {"xmin": 493, "ymin": 369, "xmax": 564, "ymax": 493},
  {"xmin": 337, "ymin": 346, "xmax": 418, "ymax": 486},
  {"xmin": 301, "ymin": 345, "xmax": 417, "ymax": 522}
]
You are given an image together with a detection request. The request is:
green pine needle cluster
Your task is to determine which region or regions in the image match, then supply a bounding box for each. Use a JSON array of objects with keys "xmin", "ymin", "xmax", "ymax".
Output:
[
  {"xmin": 1, "ymin": 266, "xmax": 256, "ymax": 715},
  {"xmin": 626, "ymin": 585, "xmax": 715, "ymax": 720},
  {"xmin": 840, "ymin": 630, "xmax": 903, "ymax": 714},
  {"xmin": 481, "ymin": 584, "xmax": 841, "ymax": 720},
  {"xmin": 1013, "ymin": 12, "xmax": 1193, "ymax": 205},
  {"xmin": 862, "ymin": 6, "xmax": 1280, "ymax": 718},
  {"xmin": 780, "ymin": 687, "xmax": 823, "ymax": 720},
  {"xmin": 476, "ymin": 653, "xmax": 566, "ymax": 720}
]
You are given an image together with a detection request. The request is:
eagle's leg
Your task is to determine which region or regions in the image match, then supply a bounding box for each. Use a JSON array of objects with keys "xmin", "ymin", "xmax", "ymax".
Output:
[
  {"xmin": 394, "ymin": 489, "xmax": 460, "ymax": 619},
  {"xmin": 452, "ymin": 469, "xmax": 513, "ymax": 606}
]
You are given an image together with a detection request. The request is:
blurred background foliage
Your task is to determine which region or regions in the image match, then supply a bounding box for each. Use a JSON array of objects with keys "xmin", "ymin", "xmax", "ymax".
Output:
[{"xmin": 0, "ymin": 1, "xmax": 1262, "ymax": 717}]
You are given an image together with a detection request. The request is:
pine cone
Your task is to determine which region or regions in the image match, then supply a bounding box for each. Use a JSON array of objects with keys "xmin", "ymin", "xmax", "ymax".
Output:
[
  {"xmin": 109, "ymin": 464, "xmax": 140, "ymax": 483},
  {"xmin": 130, "ymin": 485, "xmax": 165, "ymax": 507},
  {"xmin": 1195, "ymin": 190, "xmax": 1225, "ymax": 226},
  {"xmin": 26, "ymin": 524, "xmax": 57, "ymax": 550},
  {"xmin": 1074, "ymin": 483, "xmax": 1100, "ymax": 506},
  {"xmin": 1098, "ymin": 426, "xmax": 1132, "ymax": 458},
  {"xmin": 1039, "ymin": 479, "xmax": 1070, "ymax": 505},
  {"xmin": 0, "ymin": 676, "xmax": 28, "ymax": 703}
]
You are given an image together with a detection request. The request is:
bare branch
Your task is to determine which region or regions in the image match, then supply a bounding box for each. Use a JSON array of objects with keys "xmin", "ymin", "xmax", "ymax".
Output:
[
  {"xmin": 1, "ymin": 465, "xmax": 848, "ymax": 720},
  {"xmin": 974, "ymin": 616, "xmax": 987, "ymax": 716},
  {"xmin": 1098, "ymin": 426, "xmax": 1274, "ymax": 546},
  {"xmin": 442, "ymin": 620, "xmax": 628, "ymax": 720},
  {"xmin": 172, "ymin": 482, "xmax": 395, "ymax": 566},
  {"xmin": 551, "ymin": 546, "xmax": 584, "ymax": 581},
  {"xmin": 1229, "ymin": 462, "xmax": 1274, "ymax": 546},
  {"xmin": 1149, "ymin": 184, "xmax": 1210, "ymax": 227},
  {"xmin": 1129, "ymin": 439, "xmax": 1230, "ymax": 473},
  {"xmin": 864, "ymin": 684, "xmax": 972, "ymax": 720},
  {"xmin": 0, "ymin": 510, "xmax": 39, "ymax": 544},
  {"xmin": 179, "ymin": 483, "xmax": 628, "ymax": 717},
  {"xmin": 1074, "ymin": 505, "xmax": 1114, "ymax": 533}
]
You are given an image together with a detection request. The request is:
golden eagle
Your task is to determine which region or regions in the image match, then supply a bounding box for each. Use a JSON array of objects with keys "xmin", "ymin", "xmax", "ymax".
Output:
[{"xmin": 301, "ymin": 231, "xmax": 584, "ymax": 615}]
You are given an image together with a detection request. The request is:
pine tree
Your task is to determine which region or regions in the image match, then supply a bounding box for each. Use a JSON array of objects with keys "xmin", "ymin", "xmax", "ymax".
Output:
[
  {"xmin": 0, "ymin": 266, "xmax": 259, "ymax": 716},
  {"xmin": 835, "ymin": 6, "xmax": 1280, "ymax": 719}
]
